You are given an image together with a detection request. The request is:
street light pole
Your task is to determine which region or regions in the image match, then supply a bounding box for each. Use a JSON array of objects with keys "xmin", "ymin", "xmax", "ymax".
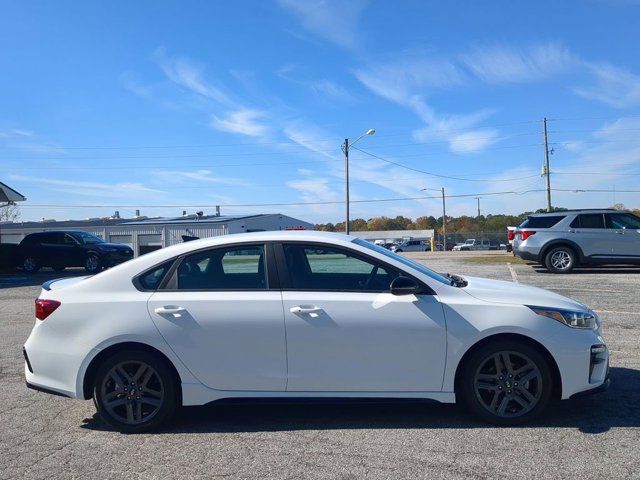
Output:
[{"xmin": 342, "ymin": 129, "xmax": 375, "ymax": 234}]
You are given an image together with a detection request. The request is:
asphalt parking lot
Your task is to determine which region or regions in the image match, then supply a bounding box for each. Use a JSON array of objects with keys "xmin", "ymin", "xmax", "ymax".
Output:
[{"xmin": 1, "ymin": 254, "xmax": 639, "ymax": 479}]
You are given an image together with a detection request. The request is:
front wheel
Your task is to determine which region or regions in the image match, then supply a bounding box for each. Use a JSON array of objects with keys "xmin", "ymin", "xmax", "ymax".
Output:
[
  {"xmin": 458, "ymin": 340, "xmax": 553, "ymax": 425},
  {"xmin": 394, "ymin": 249, "xmax": 403, "ymax": 253},
  {"xmin": 544, "ymin": 246, "xmax": 576, "ymax": 273},
  {"xmin": 85, "ymin": 254, "xmax": 102, "ymax": 273},
  {"xmin": 93, "ymin": 350, "xmax": 179, "ymax": 433}
]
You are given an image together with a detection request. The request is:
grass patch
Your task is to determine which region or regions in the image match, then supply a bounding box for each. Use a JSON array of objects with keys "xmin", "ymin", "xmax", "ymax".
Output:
[{"xmin": 463, "ymin": 255, "xmax": 531, "ymax": 264}]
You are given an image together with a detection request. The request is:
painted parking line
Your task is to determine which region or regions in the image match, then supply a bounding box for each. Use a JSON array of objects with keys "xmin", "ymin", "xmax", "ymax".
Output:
[{"xmin": 507, "ymin": 263, "xmax": 519, "ymax": 283}]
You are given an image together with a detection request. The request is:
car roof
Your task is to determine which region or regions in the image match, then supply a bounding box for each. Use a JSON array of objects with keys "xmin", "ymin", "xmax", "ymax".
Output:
[{"xmin": 527, "ymin": 209, "xmax": 623, "ymax": 217}]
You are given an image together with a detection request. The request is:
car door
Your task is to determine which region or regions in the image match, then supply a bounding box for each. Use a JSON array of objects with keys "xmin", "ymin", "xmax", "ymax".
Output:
[
  {"xmin": 147, "ymin": 243, "xmax": 287, "ymax": 391},
  {"xmin": 570, "ymin": 213, "xmax": 610, "ymax": 257},
  {"xmin": 276, "ymin": 242, "xmax": 447, "ymax": 392},
  {"xmin": 605, "ymin": 212, "xmax": 640, "ymax": 257},
  {"xmin": 60, "ymin": 233, "xmax": 84, "ymax": 266}
]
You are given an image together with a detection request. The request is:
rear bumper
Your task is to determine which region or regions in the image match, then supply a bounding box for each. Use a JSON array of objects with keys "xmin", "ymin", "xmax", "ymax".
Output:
[
  {"xmin": 26, "ymin": 380, "xmax": 72, "ymax": 398},
  {"xmin": 513, "ymin": 248, "xmax": 539, "ymax": 261}
]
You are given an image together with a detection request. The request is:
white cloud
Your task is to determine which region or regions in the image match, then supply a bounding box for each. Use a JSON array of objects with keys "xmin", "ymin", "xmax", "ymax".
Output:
[
  {"xmin": 574, "ymin": 62, "xmax": 640, "ymax": 108},
  {"xmin": 355, "ymin": 60, "xmax": 498, "ymax": 153},
  {"xmin": 310, "ymin": 80, "xmax": 353, "ymax": 101},
  {"xmin": 283, "ymin": 122, "xmax": 337, "ymax": 159},
  {"xmin": 211, "ymin": 109, "xmax": 270, "ymax": 137},
  {"xmin": 152, "ymin": 169, "xmax": 249, "ymax": 187},
  {"xmin": 9, "ymin": 175, "xmax": 164, "ymax": 198},
  {"xmin": 277, "ymin": 0, "xmax": 368, "ymax": 50},
  {"xmin": 0, "ymin": 128, "xmax": 34, "ymax": 139},
  {"xmin": 461, "ymin": 43, "xmax": 575, "ymax": 84},
  {"xmin": 153, "ymin": 48, "xmax": 234, "ymax": 107}
]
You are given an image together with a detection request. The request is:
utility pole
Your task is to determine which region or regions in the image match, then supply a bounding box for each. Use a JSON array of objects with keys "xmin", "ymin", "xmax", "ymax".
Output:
[
  {"xmin": 441, "ymin": 187, "xmax": 447, "ymax": 250},
  {"xmin": 342, "ymin": 137, "xmax": 350, "ymax": 234},
  {"xmin": 543, "ymin": 117, "xmax": 552, "ymax": 212},
  {"xmin": 341, "ymin": 129, "xmax": 375, "ymax": 235},
  {"xmin": 475, "ymin": 197, "xmax": 481, "ymax": 218}
]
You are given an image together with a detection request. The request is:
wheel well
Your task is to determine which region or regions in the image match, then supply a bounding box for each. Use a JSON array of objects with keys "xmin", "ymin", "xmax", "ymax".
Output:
[
  {"xmin": 82, "ymin": 342, "xmax": 182, "ymax": 401},
  {"xmin": 453, "ymin": 333, "xmax": 562, "ymax": 401},
  {"xmin": 540, "ymin": 242, "xmax": 582, "ymax": 263}
]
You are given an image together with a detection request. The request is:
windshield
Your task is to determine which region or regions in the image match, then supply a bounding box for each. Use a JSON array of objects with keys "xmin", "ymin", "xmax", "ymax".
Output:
[
  {"xmin": 353, "ymin": 238, "xmax": 451, "ymax": 285},
  {"xmin": 72, "ymin": 232, "xmax": 105, "ymax": 245}
]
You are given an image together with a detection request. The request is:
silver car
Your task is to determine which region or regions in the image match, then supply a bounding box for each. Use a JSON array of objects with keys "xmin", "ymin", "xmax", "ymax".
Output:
[{"xmin": 513, "ymin": 209, "xmax": 640, "ymax": 273}]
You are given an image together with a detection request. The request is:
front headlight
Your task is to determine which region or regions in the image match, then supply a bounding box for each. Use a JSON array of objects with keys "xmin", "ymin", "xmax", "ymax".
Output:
[{"xmin": 527, "ymin": 306, "xmax": 598, "ymax": 329}]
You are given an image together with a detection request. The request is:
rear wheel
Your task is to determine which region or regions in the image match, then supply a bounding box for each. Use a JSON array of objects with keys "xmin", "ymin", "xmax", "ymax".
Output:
[
  {"xmin": 23, "ymin": 257, "xmax": 40, "ymax": 273},
  {"xmin": 459, "ymin": 340, "xmax": 553, "ymax": 425},
  {"xmin": 544, "ymin": 246, "xmax": 576, "ymax": 273},
  {"xmin": 93, "ymin": 351, "xmax": 179, "ymax": 433}
]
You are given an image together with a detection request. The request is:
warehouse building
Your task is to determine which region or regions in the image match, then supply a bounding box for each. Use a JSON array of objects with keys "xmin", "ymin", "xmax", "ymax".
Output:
[{"xmin": 0, "ymin": 212, "xmax": 313, "ymax": 257}]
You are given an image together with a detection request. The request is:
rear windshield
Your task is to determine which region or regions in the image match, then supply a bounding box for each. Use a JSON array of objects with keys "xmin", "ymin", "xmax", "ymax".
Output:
[{"xmin": 519, "ymin": 215, "xmax": 565, "ymax": 228}]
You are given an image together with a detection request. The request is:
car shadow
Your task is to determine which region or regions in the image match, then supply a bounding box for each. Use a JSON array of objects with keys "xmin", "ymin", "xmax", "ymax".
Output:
[
  {"xmin": 0, "ymin": 269, "xmax": 88, "ymax": 289},
  {"xmin": 80, "ymin": 366, "xmax": 639, "ymax": 435}
]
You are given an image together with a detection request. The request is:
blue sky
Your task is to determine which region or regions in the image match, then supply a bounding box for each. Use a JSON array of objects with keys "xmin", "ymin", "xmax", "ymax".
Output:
[{"xmin": 2, "ymin": 0, "xmax": 640, "ymax": 223}]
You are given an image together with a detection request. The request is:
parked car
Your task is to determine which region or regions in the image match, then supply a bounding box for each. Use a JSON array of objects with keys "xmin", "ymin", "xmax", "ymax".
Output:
[
  {"xmin": 391, "ymin": 239, "xmax": 428, "ymax": 252},
  {"xmin": 25, "ymin": 230, "xmax": 609, "ymax": 432},
  {"xmin": 513, "ymin": 209, "xmax": 640, "ymax": 273},
  {"xmin": 17, "ymin": 231, "xmax": 134, "ymax": 274},
  {"xmin": 506, "ymin": 226, "xmax": 517, "ymax": 252},
  {"xmin": 435, "ymin": 242, "xmax": 456, "ymax": 251},
  {"xmin": 452, "ymin": 239, "xmax": 493, "ymax": 251}
]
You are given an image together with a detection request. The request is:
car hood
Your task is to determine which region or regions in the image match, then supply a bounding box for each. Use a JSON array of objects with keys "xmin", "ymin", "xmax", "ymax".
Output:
[
  {"xmin": 460, "ymin": 275, "xmax": 588, "ymax": 311},
  {"xmin": 93, "ymin": 242, "xmax": 132, "ymax": 250}
]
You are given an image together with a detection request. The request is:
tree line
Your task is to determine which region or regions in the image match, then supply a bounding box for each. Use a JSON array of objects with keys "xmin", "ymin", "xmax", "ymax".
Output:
[{"xmin": 314, "ymin": 205, "xmax": 640, "ymax": 234}]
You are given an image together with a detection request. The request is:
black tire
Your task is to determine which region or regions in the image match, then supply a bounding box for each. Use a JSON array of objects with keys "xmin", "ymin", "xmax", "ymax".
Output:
[
  {"xmin": 22, "ymin": 257, "xmax": 41, "ymax": 273},
  {"xmin": 85, "ymin": 254, "xmax": 102, "ymax": 273},
  {"xmin": 544, "ymin": 246, "xmax": 576, "ymax": 274},
  {"xmin": 93, "ymin": 350, "xmax": 179, "ymax": 433},
  {"xmin": 458, "ymin": 339, "xmax": 553, "ymax": 425},
  {"xmin": 52, "ymin": 266, "xmax": 66, "ymax": 272},
  {"xmin": 395, "ymin": 249, "xmax": 403, "ymax": 253}
]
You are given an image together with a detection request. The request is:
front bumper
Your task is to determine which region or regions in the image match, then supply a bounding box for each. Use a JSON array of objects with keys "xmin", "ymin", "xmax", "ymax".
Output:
[
  {"xmin": 570, "ymin": 375, "xmax": 611, "ymax": 399},
  {"xmin": 102, "ymin": 250, "xmax": 134, "ymax": 267}
]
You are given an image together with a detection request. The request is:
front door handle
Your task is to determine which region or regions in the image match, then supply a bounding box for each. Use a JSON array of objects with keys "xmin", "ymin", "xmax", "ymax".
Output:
[
  {"xmin": 614, "ymin": 230, "xmax": 624, "ymax": 235},
  {"xmin": 154, "ymin": 306, "xmax": 186, "ymax": 316},
  {"xmin": 290, "ymin": 306, "xmax": 323, "ymax": 315}
]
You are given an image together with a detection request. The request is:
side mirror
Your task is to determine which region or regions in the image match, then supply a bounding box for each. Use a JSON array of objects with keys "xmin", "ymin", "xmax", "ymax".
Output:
[{"xmin": 390, "ymin": 276, "xmax": 421, "ymax": 296}]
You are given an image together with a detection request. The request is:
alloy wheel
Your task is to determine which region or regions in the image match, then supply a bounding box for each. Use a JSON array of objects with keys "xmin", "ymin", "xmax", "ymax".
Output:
[
  {"xmin": 550, "ymin": 251, "xmax": 572, "ymax": 270},
  {"xmin": 473, "ymin": 351, "xmax": 542, "ymax": 418},
  {"xmin": 100, "ymin": 361, "xmax": 165, "ymax": 425},
  {"xmin": 86, "ymin": 256, "xmax": 100, "ymax": 272}
]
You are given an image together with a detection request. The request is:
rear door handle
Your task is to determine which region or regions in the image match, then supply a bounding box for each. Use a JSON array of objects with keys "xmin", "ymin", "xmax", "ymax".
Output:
[
  {"xmin": 290, "ymin": 306, "xmax": 323, "ymax": 315},
  {"xmin": 154, "ymin": 306, "xmax": 187, "ymax": 316}
]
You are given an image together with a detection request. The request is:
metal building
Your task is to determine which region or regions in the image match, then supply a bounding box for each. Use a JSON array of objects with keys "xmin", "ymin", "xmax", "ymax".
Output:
[{"xmin": 0, "ymin": 213, "xmax": 313, "ymax": 257}]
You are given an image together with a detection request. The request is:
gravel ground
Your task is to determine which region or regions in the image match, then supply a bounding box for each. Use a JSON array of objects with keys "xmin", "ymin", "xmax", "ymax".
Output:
[{"xmin": 1, "ymin": 255, "xmax": 639, "ymax": 480}]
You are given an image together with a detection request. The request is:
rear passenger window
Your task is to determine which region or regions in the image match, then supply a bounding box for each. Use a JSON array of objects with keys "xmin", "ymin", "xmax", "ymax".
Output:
[
  {"xmin": 519, "ymin": 216, "xmax": 565, "ymax": 228},
  {"xmin": 571, "ymin": 214, "xmax": 604, "ymax": 229},
  {"xmin": 177, "ymin": 245, "xmax": 266, "ymax": 290},
  {"xmin": 138, "ymin": 261, "xmax": 173, "ymax": 290}
]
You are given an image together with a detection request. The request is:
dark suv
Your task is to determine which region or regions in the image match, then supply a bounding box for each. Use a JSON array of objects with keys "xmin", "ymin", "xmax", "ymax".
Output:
[{"xmin": 17, "ymin": 231, "xmax": 134, "ymax": 273}]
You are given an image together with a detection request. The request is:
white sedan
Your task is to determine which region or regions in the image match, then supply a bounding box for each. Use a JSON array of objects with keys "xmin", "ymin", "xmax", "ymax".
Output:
[{"xmin": 24, "ymin": 231, "xmax": 609, "ymax": 432}]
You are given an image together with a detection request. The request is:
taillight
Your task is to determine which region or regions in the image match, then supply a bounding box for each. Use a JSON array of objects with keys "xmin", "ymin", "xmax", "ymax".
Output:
[
  {"xmin": 521, "ymin": 230, "xmax": 536, "ymax": 241},
  {"xmin": 35, "ymin": 299, "xmax": 61, "ymax": 320},
  {"xmin": 507, "ymin": 230, "xmax": 515, "ymax": 241}
]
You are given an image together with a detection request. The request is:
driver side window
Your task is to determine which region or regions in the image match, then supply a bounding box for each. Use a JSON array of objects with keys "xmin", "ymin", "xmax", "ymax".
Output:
[{"xmin": 282, "ymin": 244, "xmax": 399, "ymax": 292}]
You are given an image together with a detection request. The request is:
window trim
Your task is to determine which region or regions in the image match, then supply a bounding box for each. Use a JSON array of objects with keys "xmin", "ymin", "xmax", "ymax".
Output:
[
  {"xmin": 273, "ymin": 241, "xmax": 435, "ymax": 294},
  {"xmin": 157, "ymin": 242, "xmax": 278, "ymax": 292}
]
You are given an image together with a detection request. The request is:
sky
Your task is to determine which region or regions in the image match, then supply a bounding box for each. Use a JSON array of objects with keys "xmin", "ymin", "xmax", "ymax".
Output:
[{"xmin": 2, "ymin": 0, "xmax": 640, "ymax": 223}]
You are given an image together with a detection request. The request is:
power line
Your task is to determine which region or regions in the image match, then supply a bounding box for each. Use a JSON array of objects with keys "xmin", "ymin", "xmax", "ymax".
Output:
[{"xmin": 351, "ymin": 146, "xmax": 541, "ymax": 182}]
